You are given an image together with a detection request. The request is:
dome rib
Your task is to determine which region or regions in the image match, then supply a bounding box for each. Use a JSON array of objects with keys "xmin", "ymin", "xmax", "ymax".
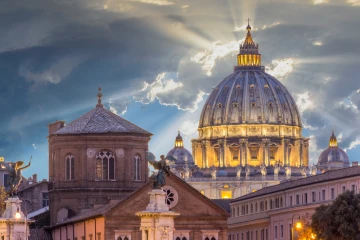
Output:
[{"xmin": 198, "ymin": 70, "xmax": 302, "ymax": 128}]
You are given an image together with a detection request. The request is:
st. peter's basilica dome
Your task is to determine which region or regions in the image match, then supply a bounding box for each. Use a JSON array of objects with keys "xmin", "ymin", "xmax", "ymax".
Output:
[
  {"xmin": 192, "ymin": 23, "xmax": 309, "ymax": 169},
  {"xmin": 318, "ymin": 131, "xmax": 350, "ymax": 171}
]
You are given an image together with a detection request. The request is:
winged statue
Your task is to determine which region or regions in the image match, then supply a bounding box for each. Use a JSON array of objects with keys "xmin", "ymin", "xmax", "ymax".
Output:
[
  {"xmin": 148, "ymin": 155, "xmax": 176, "ymax": 189},
  {"xmin": 0, "ymin": 157, "xmax": 32, "ymax": 196}
]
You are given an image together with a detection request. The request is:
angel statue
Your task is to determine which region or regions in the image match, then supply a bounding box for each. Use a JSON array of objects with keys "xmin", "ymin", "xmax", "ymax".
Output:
[
  {"xmin": 148, "ymin": 155, "xmax": 176, "ymax": 189},
  {"xmin": 0, "ymin": 157, "xmax": 32, "ymax": 196}
]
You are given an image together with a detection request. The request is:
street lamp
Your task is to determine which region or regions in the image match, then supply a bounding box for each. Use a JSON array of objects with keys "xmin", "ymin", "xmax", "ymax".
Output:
[
  {"xmin": 291, "ymin": 214, "xmax": 302, "ymax": 240},
  {"xmin": 15, "ymin": 207, "xmax": 21, "ymax": 219}
]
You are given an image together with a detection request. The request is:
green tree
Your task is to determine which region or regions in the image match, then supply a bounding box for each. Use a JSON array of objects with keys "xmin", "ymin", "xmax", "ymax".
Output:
[
  {"xmin": 0, "ymin": 186, "xmax": 8, "ymax": 214},
  {"xmin": 311, "ymin": 190, "xmax": 360, "ymax": 240}
]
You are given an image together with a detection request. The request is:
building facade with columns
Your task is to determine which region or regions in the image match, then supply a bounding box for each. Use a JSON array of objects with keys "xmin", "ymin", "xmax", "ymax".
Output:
[
  {"xmin": 191, "ymin": 24, "xmax": 309, "ymax": 170},
  {"xmin": 227, "ymin": 166, "xmax": 360, "ymax": 240},
  {"xmin": 47, "ymin": 88, "xmax": 152, "ymax": 226}
]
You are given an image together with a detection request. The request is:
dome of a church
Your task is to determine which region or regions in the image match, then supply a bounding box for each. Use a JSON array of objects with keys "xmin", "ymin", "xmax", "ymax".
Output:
[
  {"xmin": 166, "ymin": 131, "xmax": 194, "ymax": 168},
  {"xmin": 199, "ymin": 27, "xmax": 301, "ymax": 127},
  {"xmin": 318, "ymin": 131, "xmax": 350, "ymax": 169},
  {"xmin": 192, "ymin": 23, "xmax": 309, "ymax": 169}
]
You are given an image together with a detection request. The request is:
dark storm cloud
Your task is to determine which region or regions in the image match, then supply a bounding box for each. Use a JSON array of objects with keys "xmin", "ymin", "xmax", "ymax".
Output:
[{"xmin": 0, "ymin": 0, "xmax": 360, "ymax": 177}]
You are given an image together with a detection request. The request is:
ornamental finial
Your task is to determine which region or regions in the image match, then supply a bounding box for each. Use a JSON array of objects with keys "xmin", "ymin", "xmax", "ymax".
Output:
[
  {"xmin": 246, "ymin": 18, "xmax": 251, "ymax": 31},
  {"xmin": 97, "ymin": 87, "xmax": 103, "ymax": 107}
]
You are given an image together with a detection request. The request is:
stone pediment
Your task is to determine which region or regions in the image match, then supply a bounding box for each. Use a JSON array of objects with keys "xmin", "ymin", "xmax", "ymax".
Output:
[{"xmin": 105, "ymin": 174, "xmax": 229, "ymax": 218}]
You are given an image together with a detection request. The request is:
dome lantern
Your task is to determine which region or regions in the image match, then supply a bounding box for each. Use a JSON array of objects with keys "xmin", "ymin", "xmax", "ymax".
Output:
[
  {"xmin": 175, "ymin": 131, "xmax": 184, "ymax": 148},
  {"xmin": 329, "ymin": 130, "xmax": 338, "ymax": 147},
  {"xmin": 236, "ymin": 18, "xmax": 262, "ymax": 69}
]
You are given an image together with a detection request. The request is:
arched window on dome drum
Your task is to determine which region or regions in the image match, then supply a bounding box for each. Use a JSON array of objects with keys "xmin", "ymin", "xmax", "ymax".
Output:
[
  {"xmin": 65, "ymin": 154, "xmax": 75, "ymax": 180},
  {"xmin": 134, "ymin": 153, "xmax": 141, "ymax": 181},
  {"xmin": 96, "ymin": 150, "xmax": 115, "ymax": 180}
]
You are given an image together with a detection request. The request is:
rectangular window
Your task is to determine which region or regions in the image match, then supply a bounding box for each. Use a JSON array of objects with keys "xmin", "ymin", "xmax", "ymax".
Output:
[
  {"xmin": 221, "ymin": 190, "xmax": 233, "ymax": 199},
  {"xmin": 331, "ymin": 188, "xmax": 335, "ymax": 199},
  {"xmin": 352, "ymin": 184, "xmax": 356, "ymax": 193},
  {"xmin": 312, "ymin": 191, "xmax": 316, "ymax": 202},
  {"xmin": 280, "ymin": 225, "xmax": 284, "ymax": 238},
  {"xmin": 260, "ymin": 201, "xmax": 264, "ymax": 211},
  {"xmin": 249, "ymin": 146, "xmax": 259, "ymax": 160},
  {"xmin": 265, "ymin": 229, "xmax": 268, "ymax": 240},
  {"xmin": 237, "ymin": 233, "xmax": 239, "ymax": 240},
  {"xmin": 231, "ymin": 148, "xmax": 239, "ymax": 160},
  {"xmin": 342, "ymin": 186, "xmax": 346, "ymax": 193},
  {"xmin": 42, "ymin": 192, "xmax": 49, "ymax": 207},
  {"xmin": 322, "ymin": 190, "xmax": 326, "ymax": 201},
  {"xmin": 304, "ymin": 193, "xmax": 308, "ymax": 204},
  {"xmin": 3, "ymin": 174, "xmax": 9, "ymax": 188},
  {"xmin": 275, "ymin": 226, "xmax": 278, "ymax": 239},
  {"xmin": 289, "ymin": 196, "xmax": 292, "ymax": 206},
  {"xmin": 296, "ymin": 195, "xmax": 300, "ymax": 205}
]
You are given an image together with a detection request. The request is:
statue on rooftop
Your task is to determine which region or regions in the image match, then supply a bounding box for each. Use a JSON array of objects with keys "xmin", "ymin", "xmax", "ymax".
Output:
[
  {"xmin": 0, "ymin": 157, "xmax": 31, "ymax": 196},
  {"xmin": 148, "ymin": 155, "xmax": 176, "ymax": 189}
]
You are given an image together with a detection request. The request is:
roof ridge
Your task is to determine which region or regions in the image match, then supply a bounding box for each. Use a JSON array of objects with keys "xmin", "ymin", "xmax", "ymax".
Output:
[
  {"xmin": 80, "ymin": 107, "xmax": 102, "ymax": 133},
  {"xmin": 102, "ymin": 107, "xmax": 152, "ymax": 134}
]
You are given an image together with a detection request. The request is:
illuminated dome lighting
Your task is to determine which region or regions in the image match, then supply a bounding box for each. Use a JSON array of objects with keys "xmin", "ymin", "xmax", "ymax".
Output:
[
  {"xmin": 318, "ymin": 131, "xmax": 350, "ymax": 171},
  {"xmin": 192, "ymin": 22, "xmax": 309, "ymax": 169}
]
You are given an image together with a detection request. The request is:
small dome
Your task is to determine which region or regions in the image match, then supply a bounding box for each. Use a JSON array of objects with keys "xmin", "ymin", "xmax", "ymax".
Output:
[
  {"xmin": 166, "ymin": 132, "xmax": 194, "ymax": 168},
  {"xmin": 146, "ymin": 151, "xmax": 156, "ymax": 161},
  {"xmin": 318, "ymin": 131, "xmax": 350, "ymax": 169}
]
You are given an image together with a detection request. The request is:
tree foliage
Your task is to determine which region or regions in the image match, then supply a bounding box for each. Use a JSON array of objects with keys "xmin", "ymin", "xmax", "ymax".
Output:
[
  {"xmin": 0, "ymin": 186, "xmax": 8, "ymax": 214},
  {"xmin": 311, "ymin": 190, "xmax": 360, "ymax": 240}
]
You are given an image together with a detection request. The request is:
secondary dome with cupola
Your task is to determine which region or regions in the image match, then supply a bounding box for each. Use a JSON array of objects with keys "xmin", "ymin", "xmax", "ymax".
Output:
[
  {"xmin": 166, "ymin": 131, "xmax": 194, "ymax": 170},
  {"xmin": 317, "ymin": 131, "xmax": 350, "ymax": 172}
]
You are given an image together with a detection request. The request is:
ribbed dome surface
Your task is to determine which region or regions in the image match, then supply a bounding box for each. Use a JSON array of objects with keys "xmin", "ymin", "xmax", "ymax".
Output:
[
  {"xmin": 199, "ymin": 70, "xmax": 301, "ymax": 127},
  {"xmin": 318, "ymin": 147, "xmax": 350, "ymax": 165},
  {"xmin": 167, "ymin": 147, "xmax": 194, "ymax": 167}
]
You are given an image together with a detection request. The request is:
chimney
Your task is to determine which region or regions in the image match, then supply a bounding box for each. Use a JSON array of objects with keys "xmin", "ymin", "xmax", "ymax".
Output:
[
  {"xmin": 352, "ymin": 162, "xmax": 358, "ymax": 167},
  {"xmin": 48, "ymin": 120, "xmax": 66, "ymax": 136},
  {"xmin": 32, "ymin": 174, "xmax": 37, "ymax": 183}
]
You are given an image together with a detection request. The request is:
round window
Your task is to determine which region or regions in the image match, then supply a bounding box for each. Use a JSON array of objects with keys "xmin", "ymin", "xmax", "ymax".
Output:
[{"xmin": 162, "ymin": 185, "xmax": 178, "ymax": 209}]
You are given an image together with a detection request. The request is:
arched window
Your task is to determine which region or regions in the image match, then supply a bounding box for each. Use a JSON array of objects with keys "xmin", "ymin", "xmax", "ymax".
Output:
[
  {"xmin": 205, "ymin": 238, "xmax": 210, "ymax": 240},
  {"xmin": 117, "ymin": 237, "xmax": 122, "ymax": 240},
  {"xmin": 182, "ymin": 237, "xmax": 187, "ymax": 240},
  {"xmin": 176, "ymin": 238, "xmax": 180, "ymax": 240},
  {"xmin": 134, "ymin": 153, "xmax": 141, "ymax": 180},
  {"xmin": 96, "ymin": 150, "xmax": 115, "ymax": 180},
  {"xmin": 211, "ymin": 237, "xmax": 216, "ymax": 240},
  {"xmin": 124, "ymin": 238, "xmax": 129, "ymax": 240},
  {"xmin": 65, "ymin": 154, "xmax": 74, "ymax": 180}
]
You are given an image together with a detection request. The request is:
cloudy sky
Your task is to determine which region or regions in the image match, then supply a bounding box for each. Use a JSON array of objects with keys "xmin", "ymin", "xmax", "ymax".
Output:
[{"xmin": 0, "ymin": 0, "xmax": 359, "ymax": 180}]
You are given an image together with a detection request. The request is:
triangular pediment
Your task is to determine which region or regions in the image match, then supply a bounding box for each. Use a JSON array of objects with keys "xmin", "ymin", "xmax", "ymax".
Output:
[{"xmin": 106, "ymin": 174, "xmax": 229, "ymax": 218}]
